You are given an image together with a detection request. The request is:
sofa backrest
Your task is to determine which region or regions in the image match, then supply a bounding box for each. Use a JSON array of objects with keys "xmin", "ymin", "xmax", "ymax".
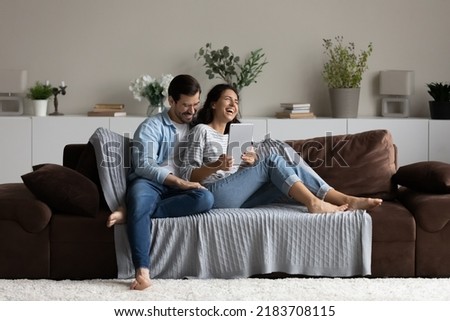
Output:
[
  {"xmin": 286, "ymin": 129, "xmax": 398, "ymax": 199},
  {"xmin": 64, "ymin": 128, "xmax": 131, "ymax": 213},
  {"xmin": 65, "ymin": 129, "xmax": 398, "ymax": 203},
  {"xmin": 63, "ymin": 143, "xmax": 107, "ymax": 208}
]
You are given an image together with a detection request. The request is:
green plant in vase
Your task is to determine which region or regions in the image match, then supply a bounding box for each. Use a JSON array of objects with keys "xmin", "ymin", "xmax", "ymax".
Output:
[
  {"xmin": 322, "ymin": 36, "xmax": 373, "ymax": 118},
  {"xmin": 195, "ymin": 43, "xmax": 268, "ymax": 92},
  {"xmin": 427, "ymin": 82, "xmax": 450, "ymax": 102},
  {"xmin": 27, "ymin": 81, "xmax": 53, "ymax": 116},
  {"xmin": 426, "ymin": 82, "xmax": 450, "ymax": 119},
  {"xmin": 322, "ymin": 36, "xmax": 373, "ymax": 89},
  {"xmin": 27, "ymin": 81, "xmax": 53, "ymax": 100},
  {"xmin": 129, "ymin": 74, "xmax": 173, "ymax": 116}
]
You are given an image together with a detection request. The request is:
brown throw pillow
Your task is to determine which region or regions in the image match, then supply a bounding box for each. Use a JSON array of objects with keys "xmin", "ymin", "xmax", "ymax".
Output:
[
  {"xmin": 393, "ymin": 161, "xmax": 450, "ymax": 194},
  {"xmin": 21, "ymin": 163, "xmax": 99, "ymax": 217},
  {"xmin": 286, "ymin": 130, "xmax": 397, "ymax": 199}
]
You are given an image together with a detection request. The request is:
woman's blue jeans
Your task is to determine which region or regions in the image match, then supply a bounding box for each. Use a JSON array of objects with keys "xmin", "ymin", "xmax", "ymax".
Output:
[
  {"xmin": 126, "ymin": 178, "xmax": 214, "ymax": 270},
  {"xmin": 206, "ymin": 154, "xmax": 331, "ymax": 208}
]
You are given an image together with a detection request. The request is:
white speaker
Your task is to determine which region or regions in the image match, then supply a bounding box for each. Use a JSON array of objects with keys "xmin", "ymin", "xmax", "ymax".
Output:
[{"xmin": 0, "ymin": 69, "xmax": 27, "ymax": 115}]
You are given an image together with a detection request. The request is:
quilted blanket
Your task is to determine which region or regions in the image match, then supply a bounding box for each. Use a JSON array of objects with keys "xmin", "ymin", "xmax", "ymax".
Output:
[{"xmin": 89, "ymin": 128, "xmax": 372, "ymax": 279}]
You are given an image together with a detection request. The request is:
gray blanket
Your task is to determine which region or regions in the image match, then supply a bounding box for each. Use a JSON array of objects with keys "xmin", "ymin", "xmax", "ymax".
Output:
[
  {"xmin": 117, "ymin": 205, "xmax": 372, "ymax": 279},
  {"xmin": 89, "ymin": 127, "xmax": 372, "ymax": 279}
]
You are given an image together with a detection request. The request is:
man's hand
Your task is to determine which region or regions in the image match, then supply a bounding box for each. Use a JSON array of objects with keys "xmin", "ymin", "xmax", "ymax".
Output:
[
  {"xmin": 164, "ymin": 174, "xmax": 206, "ymax": 189},
  {"xmin": 176, "ymin": 179, "xmax": 206, "ymax": 190}
]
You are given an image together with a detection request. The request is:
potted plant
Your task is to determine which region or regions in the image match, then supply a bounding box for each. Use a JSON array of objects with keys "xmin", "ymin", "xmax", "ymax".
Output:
[
  {"xmin": 27, "ymin": 81, "xmax": 53, "ymax": 116},
  {"xmin": 427, "ymin": 82, "xmax": 450, "ymax": 119},
  {"xmin": 322, "ymin": 36, "xmax": 373, "ymax": 118},
  {"xmin": 195, "ymin": 43, "xmax": 268, "ymax": 92}
]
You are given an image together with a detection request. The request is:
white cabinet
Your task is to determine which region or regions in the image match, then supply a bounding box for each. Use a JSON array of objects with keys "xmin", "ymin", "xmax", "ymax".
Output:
[
  {"xmin": 241, "ymin": 117, "xmax": 267, "ymax": 142},
  {"xmin": 1, "ymin": 116, "xmax": 447, "ymax": 184},
  {"xmin": 0, "ymin": 117, "xmax": 32, "ymax": 183},
  {"xmin": 429, "ymin": 120, "xmax": 450, "ymax": 163},
  {"xmin": 266, "ymin": 118, "xmax": 347, "ymax": 141},
  {"xmin": 347, "ymin": 118, "xmax": 429, "ymax": 167},
  {"xmin": 32, "ymin": 116, "xmax": 109, "ymax": 165},
  {"xmin": 109, "ymin": 116, "xmax": 145, "ymax": 138}
]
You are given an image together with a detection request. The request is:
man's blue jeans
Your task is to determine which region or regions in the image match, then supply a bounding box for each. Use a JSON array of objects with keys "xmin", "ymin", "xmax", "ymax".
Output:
[
  {"xmin": 126, "ymin": 178, "xmax": 214, "ymax": 270},
  {"xmin": 206, "ymin": 154, "xmax": 331, "ymax": 208}
]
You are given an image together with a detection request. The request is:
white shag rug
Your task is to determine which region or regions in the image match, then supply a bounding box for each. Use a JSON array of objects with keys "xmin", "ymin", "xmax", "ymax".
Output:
[{"xmin": 1, "ymin": 277, "xmax": 450, "ymax": 301}]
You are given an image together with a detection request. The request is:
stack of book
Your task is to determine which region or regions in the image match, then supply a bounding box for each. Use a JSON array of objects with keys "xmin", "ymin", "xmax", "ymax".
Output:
[
  {"xmin": 275, "ymin": 103, "xmax": 315, "ymax": 119},
  {"xmin": 87, "ymin": 104, "xmax": 127, "ymax": 117}
]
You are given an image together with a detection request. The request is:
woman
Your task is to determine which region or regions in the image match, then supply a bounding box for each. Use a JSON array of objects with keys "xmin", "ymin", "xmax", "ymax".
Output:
[{"xmin": 180, "ymin": 83, "xmax": 382, "ymax": 213}]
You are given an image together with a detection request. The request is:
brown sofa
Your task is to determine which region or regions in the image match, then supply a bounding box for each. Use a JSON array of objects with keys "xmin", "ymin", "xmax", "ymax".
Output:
[
  {"xmin": 0, "ymin": 143, "xmax": 117, "ymax": 280},
  {"xmin": 1, "ymin": 129, "xmax": 450, "ymax": 279}
]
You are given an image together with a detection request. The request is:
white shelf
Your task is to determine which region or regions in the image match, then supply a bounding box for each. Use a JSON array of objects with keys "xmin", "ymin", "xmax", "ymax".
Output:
[
  {"xmin": 32, "ymin": 116, "xmax": 109, "ymax": 165},
  {"xmin": 267, "ymin": 118, "xmax": 347, "ymax": 141},
  {"xmin": 348, "ymin": 118, "xmax": 429, "ymax": 166},
  {"xmin": 0, "ymin": 115, "xmax": 447, "ymax": 183},
  {"xmin": 0, "ymin": 117, "xmax": 31, "ymax": 183},
  {"xmin": 429, "ymin": 120, "xmax": 450, "ymax": 163}
]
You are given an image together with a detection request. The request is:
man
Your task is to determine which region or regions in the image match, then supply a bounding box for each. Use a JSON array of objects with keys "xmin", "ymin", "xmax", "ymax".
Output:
[{"xmin": 125, "ymin": 74, "xmax": 214, "ymax": 290}]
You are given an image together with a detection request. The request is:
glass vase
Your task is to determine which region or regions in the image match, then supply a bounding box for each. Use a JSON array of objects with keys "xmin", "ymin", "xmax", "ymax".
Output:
[{"xmin": 146, "ymin": 100, "xmax": 165, "ymax": 117}]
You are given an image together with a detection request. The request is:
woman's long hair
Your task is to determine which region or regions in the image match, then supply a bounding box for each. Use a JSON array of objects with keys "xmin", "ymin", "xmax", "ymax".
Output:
[{"xmin": 194, "ymin": 83, "xmax": 240, "ymax": 134}]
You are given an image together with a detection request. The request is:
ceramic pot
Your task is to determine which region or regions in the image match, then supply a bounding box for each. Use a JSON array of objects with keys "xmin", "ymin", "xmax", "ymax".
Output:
[
  {"xmin": 33, "ymin": 99, "xmax": 48, "ymax": 117},
  {"xmin": 329, "ymin": 88, "xmax": 360, "ymax": 118}
]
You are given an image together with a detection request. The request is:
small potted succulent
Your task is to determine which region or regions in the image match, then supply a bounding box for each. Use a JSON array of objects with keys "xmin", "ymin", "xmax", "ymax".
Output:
[
  {"xmin": 27, "ymin": 81, "xmax": 53, "ymax": 116},
  {"xmin": 427, "ymin": 82, "xmax": 450, "ymax": 119}
]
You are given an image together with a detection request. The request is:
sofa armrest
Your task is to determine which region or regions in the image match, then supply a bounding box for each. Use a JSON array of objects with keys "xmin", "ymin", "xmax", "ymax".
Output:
[
  {"xmin": 398, "ymin": 188, "xmax": 450, "ymax": 233},
  {"xmin": 0, "ymin": 183, "xmax": 52, "ymax": 233}
]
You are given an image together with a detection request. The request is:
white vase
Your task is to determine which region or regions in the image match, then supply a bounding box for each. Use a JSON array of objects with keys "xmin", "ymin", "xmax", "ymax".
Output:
[{"xmin": 33, "ymin": 100, "xmax": 48, "ymax": 117}]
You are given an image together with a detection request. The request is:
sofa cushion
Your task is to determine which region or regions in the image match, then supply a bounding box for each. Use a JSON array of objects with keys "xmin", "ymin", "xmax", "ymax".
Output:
[
  {"xmin": 286, "ymin": 130, "xmax": 397, "ymax": 199},
  {"xmin": 393, "ymin": 161, "xmax": 450, "ymax": 194},
  {"xmin": 21, "ymin": 164, "xmax": 99, "ymax": 217}
]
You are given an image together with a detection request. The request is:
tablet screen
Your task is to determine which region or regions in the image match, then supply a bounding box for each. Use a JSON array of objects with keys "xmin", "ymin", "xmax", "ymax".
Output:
[{"xmin": 227, "ymin": 123, "xmax": 254, "ymax": 165}]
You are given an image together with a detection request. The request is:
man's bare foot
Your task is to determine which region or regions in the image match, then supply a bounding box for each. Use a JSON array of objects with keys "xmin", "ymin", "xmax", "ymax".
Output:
[
  {"xmin": 347, "ymin": 197, "xmax": 383, "ymax": 210},
  {"xmin": 106, "ymin": 206, "xmax": 126, "ymax": 228},
  {"xmin": 307, "ymin": 199, "xmax": 349, "ymax": 213},
  {"xmin": 130, "ymin": 268, "xmax": 151, "ymax": 290}
]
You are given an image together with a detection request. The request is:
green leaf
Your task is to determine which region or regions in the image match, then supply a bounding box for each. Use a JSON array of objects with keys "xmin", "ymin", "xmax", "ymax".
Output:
[
  {"xmin": 322, "ymin": 36, "xmax": 373, "ymax": 88},
  {"xmin": 195, "ymin": 43, "xmax": 268, "ymax": 91}
]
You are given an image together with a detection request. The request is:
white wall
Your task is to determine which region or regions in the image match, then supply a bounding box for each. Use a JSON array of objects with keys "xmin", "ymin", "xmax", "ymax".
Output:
[{"xmin": 1, "ymin": 0, "xmax": 449, "ymax": 117}]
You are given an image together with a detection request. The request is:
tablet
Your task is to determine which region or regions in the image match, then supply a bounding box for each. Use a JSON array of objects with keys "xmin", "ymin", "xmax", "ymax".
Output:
[{"xmin": 227, "ymin": 123, "xmax": 254, "ymax": 165}]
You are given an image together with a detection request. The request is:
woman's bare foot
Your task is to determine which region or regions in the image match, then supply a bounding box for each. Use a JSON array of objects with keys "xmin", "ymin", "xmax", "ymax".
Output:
[
  {"xmin": 106, "ymin": 206, "xmax": 126, "ymax": 228},
  {"xmin": 324, "ymin": 190, "xmax": 383, "ymax": 211},
  {"xmin": 289, "ymin": 182, "xmax": 348, "ymax": 213},
  {"xmin": 347, "ymin": 197, "xmax": 383, "ymax": 210},
  {"xmin": 130, "ymin": 268, "xmax": 151, "ymax": 290},
  {"xmin": 307, "ymin": 199, "xmax": 349, "ymax": 213}
]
